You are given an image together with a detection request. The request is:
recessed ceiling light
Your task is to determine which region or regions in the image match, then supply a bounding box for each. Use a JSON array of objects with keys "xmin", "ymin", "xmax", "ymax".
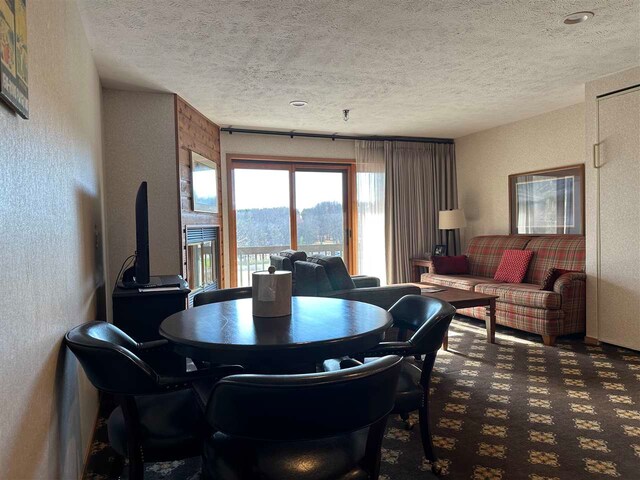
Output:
[
  {"xmin": 289, "ymin": 100, "xmax": 308, "ymax": 107},
  {"xmin": 563, "ymin": 11, "xmax": 594, "ymax": 25}
]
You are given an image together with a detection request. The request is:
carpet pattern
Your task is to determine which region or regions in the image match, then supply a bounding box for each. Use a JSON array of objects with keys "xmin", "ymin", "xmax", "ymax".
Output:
[{"xmin": 84, "ymin": 316, "xmax": 640, "ymax": 479}]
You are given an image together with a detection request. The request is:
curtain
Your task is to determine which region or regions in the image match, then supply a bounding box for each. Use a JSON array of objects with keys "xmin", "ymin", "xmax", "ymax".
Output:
[
  {"xmin": 385, "ymin": 142, "xmax": 458, "ymax": 283},
  {"xmin": 356, "ymin": 140, "xmax": 458, "ymax": 284},
  {"xmin": 355, "ymin": 141, "xmax": 387, "ymax": 283}
]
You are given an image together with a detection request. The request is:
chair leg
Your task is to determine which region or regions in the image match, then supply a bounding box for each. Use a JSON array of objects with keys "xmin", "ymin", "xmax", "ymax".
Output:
[
  {"xmin": 419, "ymin": 389, "xmax": 441, "ymax": 474},
  {"xmin": 127, "ymin": 448, "xmax": 144, "ymax": 480},
  {"xmin": 400, "ymin": 411, "xmax": 415, "ymax": 430},
  {"xmin": 418, "ymin": 403, "xmax": 436, "ymax": 464},
  {"xmin": 119, "ymin": 396, "xmax": 145, "ymax": 480}
]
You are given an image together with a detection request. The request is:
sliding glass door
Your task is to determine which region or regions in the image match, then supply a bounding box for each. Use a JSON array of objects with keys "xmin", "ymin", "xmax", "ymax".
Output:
[{"xmin": 229, "ymin": 160, "xmax": 354, "ymax": 287}]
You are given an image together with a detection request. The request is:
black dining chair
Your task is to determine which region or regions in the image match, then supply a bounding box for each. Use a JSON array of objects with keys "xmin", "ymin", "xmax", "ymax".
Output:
[
  {"xmin": 324, "ymin": 295, "xmax": 455, "ymax": 472},
  {"xmin": 65, "ymin": 321, "xmax": 242, "ymax": 480},
  {"xmin": 201, "ymin": 355, "xmax": 403, "ymax": 480},
  {"xmin": 193, "ymin": 286, "xmax": 253, "ymax": 307}
]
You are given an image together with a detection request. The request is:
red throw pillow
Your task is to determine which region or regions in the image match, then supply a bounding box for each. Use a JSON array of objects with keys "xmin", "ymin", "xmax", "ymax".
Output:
[
  {"xmin": 540, "ymin": 268, "xmax": 579, "ymax": 291},
  {"xmin": 431, "ymin": 255, "xmax": 469, "ymax": 275},
  {"xmin": 493, "ymin": 250, "xmax": 534, "ymax": 283}
]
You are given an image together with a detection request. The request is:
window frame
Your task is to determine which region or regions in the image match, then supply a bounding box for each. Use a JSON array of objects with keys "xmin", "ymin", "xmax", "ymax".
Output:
[{"xmin": 226, "ymin": 154, "xmax": 357, "ymax": 287}]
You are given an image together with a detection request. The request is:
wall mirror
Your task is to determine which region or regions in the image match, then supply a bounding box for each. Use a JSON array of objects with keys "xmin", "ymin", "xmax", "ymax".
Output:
[
  {"xmin": 191, "ymin": 151, "xmax": 218, "ymax": 213},
  {"xmin": 509, "ymin": 164, "xmax": 584, "ymax": 235}
]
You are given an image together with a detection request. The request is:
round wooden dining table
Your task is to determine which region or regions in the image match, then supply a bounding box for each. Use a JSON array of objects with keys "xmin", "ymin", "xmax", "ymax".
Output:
[{"xmin": 159, "ymin": 296, "xmax": 393, "ymax": 369}]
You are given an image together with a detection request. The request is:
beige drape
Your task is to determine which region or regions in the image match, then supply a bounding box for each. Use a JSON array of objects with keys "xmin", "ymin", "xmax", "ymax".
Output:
[
  {"xmin": 385, "ymin": 142, "xmax": 458, "ymax": 283},
  {"xmin": 355, "ymin": 141, "xmax": 387, "ymax": 283}
]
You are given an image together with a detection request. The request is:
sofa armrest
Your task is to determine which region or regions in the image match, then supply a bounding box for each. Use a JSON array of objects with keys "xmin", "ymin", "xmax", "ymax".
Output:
[
  {"xmin": 323, "ymin": 284, "xmax": 421, "ymax": 310},
  {"xmin": 351, "ymin": 275, "xmax": 381, "ymax": 288},
  {"xmin": 554, "ymin": 272, "xmax": 586, "ymax": 334},
  {"xmin": 553, "ymin": 272, "xmax": 586, "ymax": 295}
]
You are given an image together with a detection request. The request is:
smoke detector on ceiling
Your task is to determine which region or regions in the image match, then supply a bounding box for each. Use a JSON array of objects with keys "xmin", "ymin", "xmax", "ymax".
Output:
[{"xmin": 289, "ymin": 100, "xmax": 308, "ymax": 107}]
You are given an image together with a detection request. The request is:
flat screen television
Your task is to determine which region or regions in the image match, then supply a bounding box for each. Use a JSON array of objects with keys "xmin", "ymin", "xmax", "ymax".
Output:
[{"xmin": 122, "ymin": 181, "xmax": 150, "ymax": 287}]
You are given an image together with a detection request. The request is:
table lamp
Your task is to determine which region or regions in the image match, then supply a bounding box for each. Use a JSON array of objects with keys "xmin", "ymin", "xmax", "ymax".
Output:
[{"xmin": 439, "ymin": 209, "xmax": 466, "ymax": 255}]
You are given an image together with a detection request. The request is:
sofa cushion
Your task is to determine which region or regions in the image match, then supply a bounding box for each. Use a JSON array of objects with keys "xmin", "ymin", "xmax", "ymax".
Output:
[
  {"xmin": 523, "ymin": 236, "xmax": 585, "ymax": 284},
  {"xmin": 421, "ymin": 273, "xmax": 494, "ymax": 291},
  {"xmin": 493, "ymin": 249, "xmax": 534, "ymax": 283},
  {"xmin": 475, "ymin": 283, "xmax": 562, "ymax": 310},
  {"xmin": 307, "ymin": 256, "xmax": 356, "ymax": 291},
  {"xmin": 431, "ymin": 255, "xmax": 469, "ymax": 275},
  {"xmin": 466, "ymin": 235, "xmax": 534, "ymax": 278}
]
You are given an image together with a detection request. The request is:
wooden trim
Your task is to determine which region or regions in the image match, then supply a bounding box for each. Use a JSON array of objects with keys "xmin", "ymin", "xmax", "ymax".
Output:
[
  {"xmin": 227, "ymin": 165, "xmax": 238, "ymax": 287},
  {"xmin": 227, "ymin": 153, "xmax": 355, "ymax": 165},
  {"xmin": 508, "ymin": 163, "xmax": 585, "ymax": 236}
]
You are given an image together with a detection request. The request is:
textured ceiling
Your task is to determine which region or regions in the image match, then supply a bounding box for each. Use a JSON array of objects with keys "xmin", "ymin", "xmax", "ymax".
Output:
[{"xmin": 77, "ymin": 0, "xmax": 640, "ymax": 137}]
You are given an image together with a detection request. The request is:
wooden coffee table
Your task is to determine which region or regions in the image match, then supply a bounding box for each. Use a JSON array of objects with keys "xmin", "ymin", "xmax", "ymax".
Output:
[{"xmin": 411, "ymin": 282, "xmax": 499, "ymax": 350}]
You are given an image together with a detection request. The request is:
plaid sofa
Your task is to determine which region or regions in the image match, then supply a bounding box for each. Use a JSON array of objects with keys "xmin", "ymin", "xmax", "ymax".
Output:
[{"xmin": 421, "ymin": 235, "xmax": 585, "ymax": 346}]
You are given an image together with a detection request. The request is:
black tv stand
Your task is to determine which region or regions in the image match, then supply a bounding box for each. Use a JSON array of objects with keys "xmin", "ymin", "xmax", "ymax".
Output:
[{"xmin": 113, "ymin": 275, "xmax": 190, "ymax": 340}]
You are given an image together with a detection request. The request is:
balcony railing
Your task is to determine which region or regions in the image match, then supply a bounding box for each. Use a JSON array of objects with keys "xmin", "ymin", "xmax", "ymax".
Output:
[{"xmin": 236, "ymin": 243, "xmax": 343, "ymax": 287}]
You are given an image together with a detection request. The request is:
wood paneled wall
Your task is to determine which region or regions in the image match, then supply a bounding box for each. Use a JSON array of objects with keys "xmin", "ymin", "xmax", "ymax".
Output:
[{"xmin": 174, "ymin": 95, "xmax": 224, "ymax": 283}]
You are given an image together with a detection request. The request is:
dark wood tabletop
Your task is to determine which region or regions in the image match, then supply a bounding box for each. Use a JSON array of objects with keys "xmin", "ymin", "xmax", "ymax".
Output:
[
  {"xmin": 159, "ymin": 296, "xmax": 393, "ymax": 367},
  {"xmin": 411, "ymin": 282, "xmax": 499, "ymax": 347},
  {"xmin": 410, "ymin": 282, "xmax": 498, "ymax": 308}
]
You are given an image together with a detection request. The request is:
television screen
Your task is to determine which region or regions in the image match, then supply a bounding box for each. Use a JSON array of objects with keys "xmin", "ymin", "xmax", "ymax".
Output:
[{"xmin": 134, "ymin": 181, "xmax": 150, "ymax": 285}]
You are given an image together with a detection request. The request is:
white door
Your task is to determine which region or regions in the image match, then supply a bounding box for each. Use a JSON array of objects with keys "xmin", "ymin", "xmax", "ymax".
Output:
[{"xmin": 597, "ymin": 87, "xmax": 640, "ymax": 350}]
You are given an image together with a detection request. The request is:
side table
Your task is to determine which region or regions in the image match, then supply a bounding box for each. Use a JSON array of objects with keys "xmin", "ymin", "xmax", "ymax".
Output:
[{"xmin": 410, "ymin": 258, "xmax": 433, "ymax": 282}]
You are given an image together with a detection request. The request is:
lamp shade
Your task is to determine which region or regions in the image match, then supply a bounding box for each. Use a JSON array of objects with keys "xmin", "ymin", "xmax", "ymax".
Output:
[{"xmin": 439, "ymin": 209, "xmax": 466, "ymax": 230}]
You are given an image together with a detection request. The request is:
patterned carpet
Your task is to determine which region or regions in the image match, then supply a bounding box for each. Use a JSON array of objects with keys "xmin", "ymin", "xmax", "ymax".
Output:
[{"xmin": 84, "ymin": 315, "xmax": 640, "ymax": 479}]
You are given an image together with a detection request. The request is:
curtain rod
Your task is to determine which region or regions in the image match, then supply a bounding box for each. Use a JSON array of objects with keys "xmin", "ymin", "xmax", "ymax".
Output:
[{"xmin": 221, "ymin": 127, "xmax": 454, "ymax": 144}]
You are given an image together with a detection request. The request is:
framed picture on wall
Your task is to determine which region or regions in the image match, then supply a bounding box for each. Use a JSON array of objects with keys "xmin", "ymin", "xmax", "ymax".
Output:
[
  {"xmin": 509, "ymin": 164, "xmax": 584, "ymax": 235},
  {"xmin": 433, "ymin": 244, "xmax": 447, "ymax": 256},
  {"xmin": 191, "ymin": 151, "xmax": 218, "ymax": 213},
  {"xmin": 0, "ymin": 0, "xmax": 28, "ymax": 118}
]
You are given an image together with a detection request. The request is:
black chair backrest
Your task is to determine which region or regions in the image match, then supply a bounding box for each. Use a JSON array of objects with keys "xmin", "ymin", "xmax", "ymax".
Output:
[
  {"xmin": 389, "ymin": 295, "xmax": 456, "ymax": 355},
  {"xmin": 206, "ymin": 355, "xmax": 402, "ymax": 441},
  {"xmin": 65, "ymin": 321, "xmax": 160, "ymax": 395},
  {"xmin": 193, "ymin": 286, "xmax": 252, "ymax": 307},
  {"xmin": 269, "ymin": 254, "xmax": 293, "ymax": 273}
]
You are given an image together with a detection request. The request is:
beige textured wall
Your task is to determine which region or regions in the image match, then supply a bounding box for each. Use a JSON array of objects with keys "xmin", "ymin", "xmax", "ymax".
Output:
[
  {"xmin": 584, "ymin": 67, "xmax": 640, "ymax": 340},
  {"xmin": 102, "ymin": 90, "xmax": 180, "ymax": 294},
  {"xmin": 0, "ymin": 0, "xmax": 105, "ymax": 478},
  {"xmin": 455, "ymin": 103, "xmax": 586, "ymax": 249},
  {"xmin": 219, "ymin": 134, "xmax": 355, "ymax": 286}
]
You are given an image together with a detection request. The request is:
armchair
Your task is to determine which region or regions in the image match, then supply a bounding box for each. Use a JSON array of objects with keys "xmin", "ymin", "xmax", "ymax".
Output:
[
  {"xmin": 294, "ymin": 255, "xmax": 421, "ymax": 310},
  {"xmin": 202, "ymin": 355, "xmax": 404, "ymax": 480},
  {"xmin": 270, "ymin": 249, "xmax": 381, "ymax": 294},
  {"xmin": 324, "ymin": 295, "xmax": 455, "ymax": 471},
  {"xmin": 65, "ymin": 321, "xmax": 242, "ymax": 480}
]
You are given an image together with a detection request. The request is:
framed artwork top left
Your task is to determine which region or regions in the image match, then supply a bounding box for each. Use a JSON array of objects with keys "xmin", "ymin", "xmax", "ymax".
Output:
[{"xmin": 191, "ymin": 151, "xmax": 218, "ymax": 214}]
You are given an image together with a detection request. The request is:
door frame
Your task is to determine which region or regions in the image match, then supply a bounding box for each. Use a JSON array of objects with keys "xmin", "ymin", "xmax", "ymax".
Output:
[{"xmin": 226, "ymin": 154, "xmax": 357, "ymax": 287}]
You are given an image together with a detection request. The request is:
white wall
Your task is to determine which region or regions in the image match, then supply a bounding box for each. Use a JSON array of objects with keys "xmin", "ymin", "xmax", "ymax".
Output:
[
  {"xmin": 102, "ymin": 90, "xmax": 180, "ymax": 294},
  {"xmin": 0, "ymin": 0, "xmax": 105, "ymax": 478},
  {"xmin": 455, "ymin": 103, "xmax": 586, "ymax": 249},
  {"xmin": 584, "ymin": 67, "xmax": 640, "ymax": 340},
  {"xmin": 219, "ymin": 133, "xmax": 355, "ymax": 286}
]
